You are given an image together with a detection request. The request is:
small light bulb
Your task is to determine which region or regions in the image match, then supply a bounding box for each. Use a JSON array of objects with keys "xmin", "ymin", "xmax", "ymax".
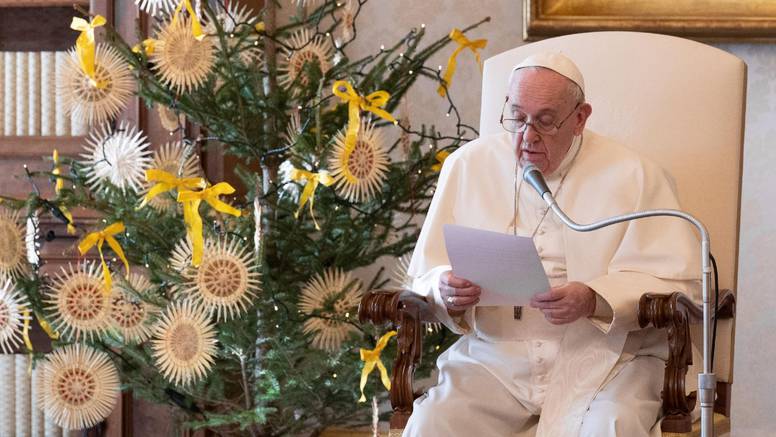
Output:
[
  {"xmin": 332, "ymin": 373, "xmax": 338, "ymax": 378},
  {"xmin": 408, "ymin": 70, "xmax": 413, "ymax": 75},
  {"xmin": 421, "ymin": 23, "xmax": 426, "ymax": 28},
  {"xmin": 380, "ymin": 44, "xmax": 385, "ymax": 51}
]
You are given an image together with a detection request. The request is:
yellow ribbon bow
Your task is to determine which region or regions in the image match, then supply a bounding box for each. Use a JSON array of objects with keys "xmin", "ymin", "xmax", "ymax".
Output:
[
  {"xmin": 332, "ymin": 80, "xmax": 396, "ymax": 147},
  {"xmin": 290, "ymin": 168, "xmax": 335, "ymax": 231},
  {"xmin": 52, "ymin": 149, "xmax": 64, "ymax": 194},
  {"xmin": 431, "ymin": 150, "xmax": 451, "ymax": 172},
  {"xmin": 131, "ymin": 38, "xmax": 157, "ymax": 55},
  {"xmin": 70, "ymin": 15, "xmax": 107, "ymax": 88},
  {"xmin": 172, "ymin": 0, "xmax": 205, "ymax": 41},
  {"xmin": 139, "ymin": 169, "xmax": 205, "ymax": 209},
  {"xmin": 22, "ymin": 310, "xmax": 33, "ymax": 352},
  {"xmin": 177, "ymin": 183, "xmax": 242, "ymax": 266},
  {"xmin": 60, "ymin": 206, "xmax": 77, "ymax": 235},
  {"xmin": 78, "ymin": 222, "xmax": 130, "ymax": 294},
  {"xmin": 332, "ymin": 80, "xmax": 397, "ymax": 183},
  {"xmin": 36, "ymin": 313, "xmax": 60, "ymax": 340},
  {"xmin": 358, "ymin": 330, "xmax": 397, "ymax": 402},
  {"xmin": 52, "ymin": 150, "xmax": 76, "ymax": 234},
  {"xmin": 437, "ymin": 28, "xmax": 487, "ymax": 97}
]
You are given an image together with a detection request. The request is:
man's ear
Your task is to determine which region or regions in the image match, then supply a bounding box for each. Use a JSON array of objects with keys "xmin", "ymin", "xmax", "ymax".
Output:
[{"xmin": 574, "ymin": 103, "xmax": 593, "ymax": 135}]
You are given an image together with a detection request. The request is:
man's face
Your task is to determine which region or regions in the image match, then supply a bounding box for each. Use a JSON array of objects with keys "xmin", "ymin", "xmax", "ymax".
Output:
[{"xmin": 507, "ymin": 68, "xmax": 591, "ymax": 174}]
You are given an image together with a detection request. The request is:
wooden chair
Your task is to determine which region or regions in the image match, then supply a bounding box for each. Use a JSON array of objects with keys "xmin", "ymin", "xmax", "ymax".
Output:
[{"xmin": 359, "ymin": 31, "xmax": 745, "ymax": 435}]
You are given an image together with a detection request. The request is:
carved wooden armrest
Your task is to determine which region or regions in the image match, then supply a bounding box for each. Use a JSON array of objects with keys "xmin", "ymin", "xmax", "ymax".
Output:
[
  {"xmin": 359, "ymin": 289, "xmax": 439, "ymax": 430},
  {"xmin": 638, "ymin": 289, "xmax": 736, "ymax": 433}
]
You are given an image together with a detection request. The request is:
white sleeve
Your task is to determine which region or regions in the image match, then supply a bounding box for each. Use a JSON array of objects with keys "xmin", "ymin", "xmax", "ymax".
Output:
[{"xmin": 407, "ymin": 150, "xmax": 473, "ymax": 334}]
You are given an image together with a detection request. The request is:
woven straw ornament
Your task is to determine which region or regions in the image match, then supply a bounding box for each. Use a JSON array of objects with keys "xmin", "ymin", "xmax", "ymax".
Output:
[{"xmin": 299, "ymin": 269, "xmax": 362, "ymax": 352}]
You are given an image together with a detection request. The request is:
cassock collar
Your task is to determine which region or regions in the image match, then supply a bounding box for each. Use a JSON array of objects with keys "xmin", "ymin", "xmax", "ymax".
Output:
[{"xmin": 546, "ymin": 133, "xmax": 582, "ymax": 182}]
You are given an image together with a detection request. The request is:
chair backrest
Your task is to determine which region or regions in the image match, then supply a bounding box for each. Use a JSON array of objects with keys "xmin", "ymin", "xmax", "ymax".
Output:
[{"xmin": 479, "ymin": 32, "xmax": 746, "ymax": 380}]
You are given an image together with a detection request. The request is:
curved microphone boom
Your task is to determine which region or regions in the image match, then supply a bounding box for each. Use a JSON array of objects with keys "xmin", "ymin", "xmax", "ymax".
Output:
[{"xmin": 522, "ymin": 164, "xmax": 717, "ymax": 437}]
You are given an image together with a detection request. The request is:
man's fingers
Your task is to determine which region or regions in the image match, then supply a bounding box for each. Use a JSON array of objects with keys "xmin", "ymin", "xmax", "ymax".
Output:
[
  {"xmin": 440, "ymin": 285, "xmax": 481, "ymax": 299},
  {"xmin": 530, "ymin": 297, "xmax": 564, "ymax": 310},
  {"xmin": 446, "ymin": 296, "xmax": 480, "ymax": 308},
  {"xmin": 540, "ymin": 308, "xmax": 569, "ymax": 319},
  {"xmin": 443, "ymin": 273, "xmax": 475, "ymax": 289},
  {"xmin": 532, "ymin": 289, "xmax": 565, "ymax": 303}
]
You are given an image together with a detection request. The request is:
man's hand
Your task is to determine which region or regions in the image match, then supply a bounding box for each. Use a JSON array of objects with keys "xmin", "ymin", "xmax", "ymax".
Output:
[
  {"xmin": 529, "ymin": 281, "xmax": 596, "ymax": 325},
  {"xmin": 439, "ymin": 271, "xmax": 481, "ymax": 317}
]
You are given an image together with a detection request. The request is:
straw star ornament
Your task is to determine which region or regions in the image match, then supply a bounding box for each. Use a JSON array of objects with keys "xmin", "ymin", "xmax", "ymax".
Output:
[
  {"xmin": 151, "ymin": 300, "xmax": 218, "ymax": 386},
  {"xmin": 38, "ymin": 344, "xmax": 120, "ymax": 430},
  {"xmin": 299, "ymin": 269, "xmax": 362, "ymax": 352}
]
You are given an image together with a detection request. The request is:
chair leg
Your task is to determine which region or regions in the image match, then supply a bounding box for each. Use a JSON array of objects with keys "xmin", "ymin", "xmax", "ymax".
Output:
[{"xmin": 714, "ymin": 381, "xmax": 732, "ymax": 417}]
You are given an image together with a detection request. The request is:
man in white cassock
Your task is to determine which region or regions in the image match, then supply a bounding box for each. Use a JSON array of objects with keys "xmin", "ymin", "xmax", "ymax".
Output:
[{"xmin": 403, "ymin": 52, "xmax": 701, "ymax": 437}]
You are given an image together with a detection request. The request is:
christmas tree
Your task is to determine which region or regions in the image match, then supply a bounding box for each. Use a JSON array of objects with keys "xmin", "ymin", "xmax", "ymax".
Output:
[{"xmin": 0, "ymin": 0, "xmax": 488, "ymax": 434}]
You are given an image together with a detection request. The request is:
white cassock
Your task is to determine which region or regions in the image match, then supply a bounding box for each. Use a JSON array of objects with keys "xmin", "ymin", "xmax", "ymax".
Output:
[{"xmin": 403, "ymin": 129, "xmax": 701, "ymax": 437}]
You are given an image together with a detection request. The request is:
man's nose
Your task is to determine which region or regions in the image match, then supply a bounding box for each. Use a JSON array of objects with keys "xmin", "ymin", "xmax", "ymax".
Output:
[{"xmin": 522, "ymin": 123, "xmax": 541, "ymax": 144}]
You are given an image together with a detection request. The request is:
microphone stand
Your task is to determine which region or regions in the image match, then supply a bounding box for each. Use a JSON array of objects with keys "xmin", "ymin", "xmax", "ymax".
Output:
[{"xmin": 526, "ymin": 168, "xmax": 716, "ymax": 437}]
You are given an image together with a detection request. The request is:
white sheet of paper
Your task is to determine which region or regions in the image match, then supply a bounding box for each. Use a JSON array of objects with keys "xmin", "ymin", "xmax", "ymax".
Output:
[{"xmin": 443, "ymin": 224, "xmax": 550, "ymax": 306}]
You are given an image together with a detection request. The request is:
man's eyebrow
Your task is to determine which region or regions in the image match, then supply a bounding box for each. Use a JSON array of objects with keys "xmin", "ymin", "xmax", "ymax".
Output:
[{"xmin": 511, "ymin": 104, "xmax": 558, "ymax": 115}]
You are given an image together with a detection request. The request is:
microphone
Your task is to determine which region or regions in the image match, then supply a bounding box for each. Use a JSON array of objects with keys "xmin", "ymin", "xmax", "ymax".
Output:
[{"xmin": 522, "ymin": 163, "xmax": 551, "ymax": 198}]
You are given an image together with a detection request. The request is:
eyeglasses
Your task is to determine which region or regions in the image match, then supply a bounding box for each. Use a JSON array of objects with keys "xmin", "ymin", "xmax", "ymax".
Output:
[{"xmin": 499, "ymin": 97, "xmax": 581, "ymax": 136}]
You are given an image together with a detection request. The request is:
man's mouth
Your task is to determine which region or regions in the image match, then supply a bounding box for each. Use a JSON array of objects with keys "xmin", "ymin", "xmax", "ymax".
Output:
[{"xmin": 521, "ymin": 150, "xmax": 545, "ymax": 159}]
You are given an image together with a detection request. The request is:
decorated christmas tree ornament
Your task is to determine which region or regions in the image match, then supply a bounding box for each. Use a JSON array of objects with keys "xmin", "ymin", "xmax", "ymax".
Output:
[
  {"xmin": 204, "ymin": 2, "xmax": 262, "ymax": 66},
  {"xmin": 283, "ymin": 107, "xmax": 302, "ymax": 149},
  {"xmin": 81, "ymin": 121, "xmax": 152, "ymax": 193},
  {"xmin": 390, "ymin": 253, "xmax": 413, "ymax": 292},
  {"xmin": 329, "ymin": 119, "xmax": 390, "ymax": 202},
  {"xmin": 46, "ymin": 262, "xmax": 112, "ymax": 341},
  {"xmin": 299, "ymin": 269, "xmax": 362, "ymax": 352},
  {"xmin": 0, "ymin": 207, "xmax": 28, "ymax": 279},
  {"xmin": 151, "ymin": 299, "xmax": 217, "ymax": 386},
  {"xmin": 0, "ymin": 279, "xmax": 31, "ymax": 354},
  {"xmin": 152, "ymin": 16, "xmax": 216, "ymax": 93},
  {"xmin": 156, "ymin": 104, "xmax": 186, "ymax": 132},
  {"xmin": 169, "ymin": 236, "xmax": 195, "ymax": 276},
  {"xmin": 135, "ymin": 0, "xmax": 176, "ymax": 16},
  {"xmin": 279, "ymin": 28, "xmax": 333, "ymax": 92},
  {"xmin": 140, "ymin": 141, "xmax": 202, "ymax": 213},
  {"xmin": 338, "ymin": 0, "xmax": 357, "ymax": 42},
  {"xmin": 109, "ymin": 274, "xmax": 158, "ymax": 344},
  {"xmin": 39, "ymin": 343, "xmax": 119, "ymax": 430},
  {"xmin": 59, "ymin": 43, "xmax": 134, "ymax": 126},
  {"xmin": 178, "ymin": 236, "xmax": 261, "ymax": 321}
]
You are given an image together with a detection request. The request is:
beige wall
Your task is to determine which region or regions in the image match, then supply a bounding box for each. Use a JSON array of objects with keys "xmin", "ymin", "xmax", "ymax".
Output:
[
  {"xmin": 349, "ymin": 2, "xmax": 776, "ymax": 436},
  {"xmin": 715, "ymin": 42, "xmax": 776, "ymax": 437}
]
